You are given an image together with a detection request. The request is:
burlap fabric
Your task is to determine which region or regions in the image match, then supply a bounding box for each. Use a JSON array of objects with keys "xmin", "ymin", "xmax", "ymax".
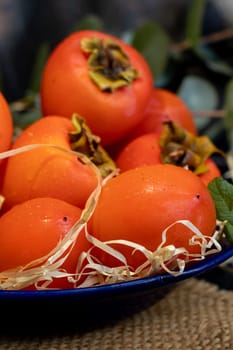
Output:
[{"xmin": 0, "ymin": 277, "xmax": 232, "ymax": 350}]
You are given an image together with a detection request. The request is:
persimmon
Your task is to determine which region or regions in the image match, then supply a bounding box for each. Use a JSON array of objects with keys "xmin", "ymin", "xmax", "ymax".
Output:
[
  {"xmin": 200, "ymin": 158, "xmax": 221, "ymax": 186},
  {"xmin": 127, "ymin": 88, "xmax": 197, "ymax": 140},
  {"xmin": 40, "ymin": 30, "xmax": 154, "ymax": 146},
  {"xmin": 1, "ymin": 116, "xmax": 102, "ymax": 210},
  {"xmin": 116, "ymin": 132, "xmax": 161, "ymax": 171},
  {"xmin": 0, "ymin": 92, "xmax": 13, "ymax": 155},
  {"xmin": 106, "ymin": 88, "xmax": 197, "ymax": 159},
  {"xmin": 116, "ymin": 122, "xmax": 222, "ymax": 185},
  {"xmin": 88, "ymin": 164, "xmax": 217, "ymax": 269},
  {"xmin": 0, "ymin": 197, "xmax": 91, "ymax": 289}
]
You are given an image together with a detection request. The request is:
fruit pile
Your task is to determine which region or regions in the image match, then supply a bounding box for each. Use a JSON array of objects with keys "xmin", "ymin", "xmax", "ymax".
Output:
[{"xmin": 0, "ymin": 30, "xmax": 226, "ymax": 290}]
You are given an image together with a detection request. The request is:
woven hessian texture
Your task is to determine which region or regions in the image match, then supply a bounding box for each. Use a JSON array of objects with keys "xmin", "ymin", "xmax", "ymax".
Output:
[{"xmin": 0, "ymin": 278, "xmax": 233, "ymax": 350}]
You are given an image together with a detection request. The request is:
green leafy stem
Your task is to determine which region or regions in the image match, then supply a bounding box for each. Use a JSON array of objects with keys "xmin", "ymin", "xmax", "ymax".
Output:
[{"xmin": 209, "ymin": 176, "xmax": 233, "ymax": 244}]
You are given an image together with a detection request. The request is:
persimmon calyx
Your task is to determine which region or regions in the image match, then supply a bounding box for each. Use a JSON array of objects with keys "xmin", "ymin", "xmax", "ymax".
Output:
[
  {"xmin": 159, "ymin": 121, "xmax": 225, "ymax": 175},
  {"xmin": 80, "ymin": 37, "xmax": 139, "ymax": 92},
  {"xmin": 69, "ymin": 114, "xmax": 116, "ymax": 177}
]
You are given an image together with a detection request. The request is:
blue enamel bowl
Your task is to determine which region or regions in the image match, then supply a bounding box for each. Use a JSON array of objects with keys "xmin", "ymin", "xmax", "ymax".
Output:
[{"xmin": 0, "ymin": 245, "xmax": 233, "ymax": 335}]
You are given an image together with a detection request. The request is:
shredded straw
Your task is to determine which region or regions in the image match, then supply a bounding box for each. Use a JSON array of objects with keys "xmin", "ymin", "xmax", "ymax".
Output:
[{"xmin": 0, "ymin": 144, "xmax": 224, "ymax": 290}]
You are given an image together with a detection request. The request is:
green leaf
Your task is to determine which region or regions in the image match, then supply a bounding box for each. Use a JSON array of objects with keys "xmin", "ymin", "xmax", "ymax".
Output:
[
  {"xmin": 121, "ymin": 31, "xmax": 134, "ymax": 45},
  {"xmin": 178, "ymin": 75, "xmax": 218, "ymax": 111},
  {"xmin": 208, "ymin": 177, "xmax": 233, "ymax": 243},
  {"xmin": 178, "ymin": 75, "xmax": 221, "ymax": 136},
  {"xmin": 131, "ymin": 21, "xmax": 171, "ymax": 81},
  {"xmin": 28, "ymin": 42, "xmax": 50, "ymax": 93},
  {"xmin": 197, "ymin": 46, "xmax": 233, "ymax": 76},
  {"xmin": 200, "ymin": 119, "xmax": 225, "ymax": 142},
  {"xmin": 207, "ymin": 60, "xmax": 233, "ymax": 76},
  {"xmin": 13, "ymin": 109, "xmax": 41, "ymax": 134},
  {"xmin": 185, "ymin": 0, "xmax": 207, "ymax": 47},
  {"xmin": 223, "ymin": 78, "xmax": 233, "ymax": 152},
  {"xmin": 10, "ymin": 94, "xmax": 42, "ymax": 131},
  {"xmin": 155, "ymin": 69, "xmax": 173, "ymax": 88},
  {"xmin": 72, "ymin": 14, "xmax": 103, "ymax": 32}
]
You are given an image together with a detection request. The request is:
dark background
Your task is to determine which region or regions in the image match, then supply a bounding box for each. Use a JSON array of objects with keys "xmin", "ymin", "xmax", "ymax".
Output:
[{"xmin": 0, "ymin": 0, "xmax": 231, "ymax": 102}]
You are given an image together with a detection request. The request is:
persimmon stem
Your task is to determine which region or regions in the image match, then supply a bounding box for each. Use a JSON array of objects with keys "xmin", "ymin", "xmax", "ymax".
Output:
[
  {"xmin": 171, "ymin": 27, "xmax": 233, "ymax": 53},
  {"xmin": 80, "ymin": 37, "xmax": 139, "ymax": 92},
  {"xmin": 193, "ymin": 110, "xmax": 225, "ymax": 118}
]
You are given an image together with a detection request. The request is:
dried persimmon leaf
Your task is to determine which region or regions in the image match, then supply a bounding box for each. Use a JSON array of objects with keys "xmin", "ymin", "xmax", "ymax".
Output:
[{"xmin": 160, "ymin": 121, "xmax": 224, "ymax": 174}]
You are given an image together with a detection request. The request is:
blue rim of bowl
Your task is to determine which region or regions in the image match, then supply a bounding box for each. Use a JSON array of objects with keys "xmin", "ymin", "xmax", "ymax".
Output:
[{"xmin": 0, "ymin": 246, "xmax": 233, "ymax": 300}]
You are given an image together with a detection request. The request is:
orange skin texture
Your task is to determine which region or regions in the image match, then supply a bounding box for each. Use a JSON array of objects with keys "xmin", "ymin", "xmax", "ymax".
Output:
[
  {"xmin": 88, "ymin": 164, "xmax": 217, "ymax": 269},
  {"xmin": 116, "ymin": 132, "xmax": 220, "ymax": 186},
  {"xmin": 0, "ymin": 197, "xmax": 91, "ymax": 289},
  {"xmin": 1, "ymin": 116, "xmax": 98, "ymax": 211},
  {"xmin": 40, "ymin": 30, "xmax": 154, "ymax": 146},
  {"xmin": 116, "ymin": 133, "xmax": 161, "ymax": 172},
  {"xmin": 200, "ymin": 158, "xmax": 221, "ymax": 186},
  {"xmin": 128, "ymin": 88, "xmax": 197, "ymax": 140},
  {"xmin": 0, "ymin": 92, "xmax": 13, "ymax": 154}
]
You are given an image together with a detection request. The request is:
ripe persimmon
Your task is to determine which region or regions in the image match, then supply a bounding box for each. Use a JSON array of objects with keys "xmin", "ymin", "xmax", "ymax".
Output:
[
  {"xmin": 199, "ymin": 158, "xmax": 221, "ymax": 186},
  {"xmin": 116, "ymin": 123, "xmax": 222, "ymax": 186},
  {"xmin": 1, "ymin": 116, "xmax": 99, "ymax": 210},
  {"xmin": 88, "ymin": 164, "xmax": 217, "ymax": 269},
  {"xmin": 126, "ymin": 88, "xmax": 197, "ymax": 140},
  {"xmin": 106, "ymin": 88, "xmax": 197, "ymax": 160},
  {"xmin": 40, "ymin": 30, "xmax": 153, "ymax": 146},
  {"xmin": 116, "ymin": 132, "xmax": 161, "ymax": 171},
  {"xmin": 0, "ymin": 92, "xmax": 13, "ymax": 155},
  {"xmin": 0, "ymin": 197, "xmax": 91, "ymax": 289}
]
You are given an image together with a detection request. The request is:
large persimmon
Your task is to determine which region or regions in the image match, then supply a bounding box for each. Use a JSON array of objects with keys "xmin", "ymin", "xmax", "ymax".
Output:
[
  {"xmin": 40, "ymin": 30, "xmax": 153, "ymax": 146},
  {"xmin": 88, "ymin": 164, "xmax": 217, "ymax": 268}
]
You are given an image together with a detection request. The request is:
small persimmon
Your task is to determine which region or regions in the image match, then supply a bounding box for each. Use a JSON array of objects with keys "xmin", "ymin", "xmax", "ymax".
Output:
[
  {"xmin": 199, "ymin": 158, "xmax": 221, "ymax": 186},
  {"xmin": 0, "ymin": 92, "xmax": 13, "ymax": 155},
  {"xmin": 0, "ymin": 197, "xmax": 91, "ymax": 289},
  {"xmin": 116, "ymin": 122, "xmax": 222, "ymax": 186}
]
